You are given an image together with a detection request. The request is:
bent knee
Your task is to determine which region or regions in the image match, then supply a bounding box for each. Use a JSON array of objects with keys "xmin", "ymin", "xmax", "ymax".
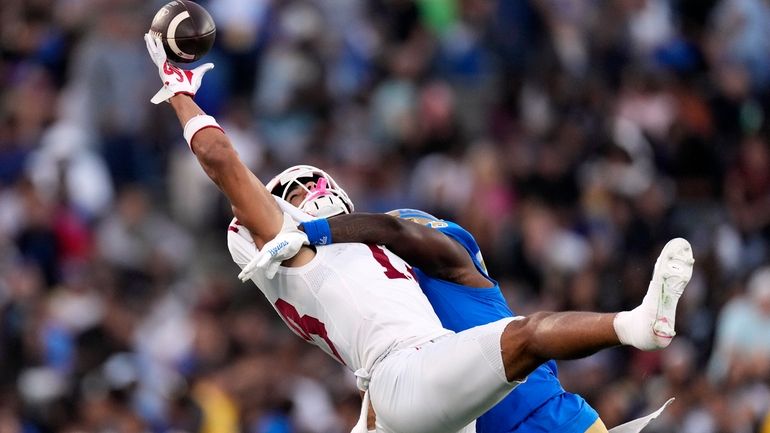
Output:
[
  {"xmin": 501, "ymin": 315, "xmax": 534, "ymax": 351},
  {"xmin": 499, "ymin": 313, "xmax": 551, "ymax": 381}
]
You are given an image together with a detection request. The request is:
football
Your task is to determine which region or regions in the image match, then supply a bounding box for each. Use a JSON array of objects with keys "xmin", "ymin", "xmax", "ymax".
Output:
[{"xmin": 149, "ymin": 0, "xmax": 216, "ymax": 63}]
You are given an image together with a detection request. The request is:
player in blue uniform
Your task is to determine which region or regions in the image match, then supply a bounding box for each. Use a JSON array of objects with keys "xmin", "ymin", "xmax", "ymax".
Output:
[
  {"xmin": 236, "ymin": 169, "xmax": 689, "ymax": 432},
  {"xmin": 298, "ymin": 208, "xmax": 605, "ymax": 433}
]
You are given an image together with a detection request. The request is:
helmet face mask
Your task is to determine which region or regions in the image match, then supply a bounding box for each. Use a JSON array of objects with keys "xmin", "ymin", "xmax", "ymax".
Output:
[{"xmin": 266, "ymin": 165, "xmax": 354, "ymax": 218}]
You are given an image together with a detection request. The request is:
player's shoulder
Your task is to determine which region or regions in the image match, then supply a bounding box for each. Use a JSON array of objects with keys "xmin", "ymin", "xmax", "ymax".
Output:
[
  {"xmin": 226, "ymin": 217, "xmax": 257, "ymax": 267},
  {"xmin": 226, "ymin": 218, "xmax": 254, "ymax": 242},
  {"xmin": 432, "ymin": 220, "xmax": 479, "ymax": 249},
  {"xmin": 388, "ymin": 209, "xmax": 479, "ymax": 251},
  {"xmin": 416, "ymin": 217, "xmax": 491, "ymax": 276}
]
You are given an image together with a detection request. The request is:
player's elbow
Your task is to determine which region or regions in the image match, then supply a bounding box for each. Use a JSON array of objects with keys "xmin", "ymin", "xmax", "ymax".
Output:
[
  {"xmin": 398, "ymin": 219, "xmax": 433, "ymax": 245},
  {"xmin": 385, "ymin": 216, "xmax": 417, "ymax": 243},
  {"xmin": 195, "ymin": 135, "xmax": 236, "ymax": 171}
]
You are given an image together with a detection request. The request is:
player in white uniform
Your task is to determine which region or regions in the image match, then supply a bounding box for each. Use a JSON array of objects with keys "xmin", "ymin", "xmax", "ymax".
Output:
[
  {"xmin": 226, "ymin": 172, "xmax": 507, "ymax": 433},
  {"xmin": 144, "ymin": 34, "xmax": 695, "ymax": 433}
]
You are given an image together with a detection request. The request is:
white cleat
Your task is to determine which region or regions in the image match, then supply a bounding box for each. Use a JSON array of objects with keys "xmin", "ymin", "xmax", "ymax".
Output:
[
  {"xmin": 649, "ymin": 238, "xmax": 694, "ymax": 344},
  {"xmin": 614, "ymin": 238, "xmax": 694, "ymax": 350}
]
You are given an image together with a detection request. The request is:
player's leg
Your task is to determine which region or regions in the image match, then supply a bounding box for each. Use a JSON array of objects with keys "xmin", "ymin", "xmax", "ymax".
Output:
[
  {"xmin": 366, "ymin": 238, "xmax": 693, "ymax": 433},
  {"xmin": 368, "ymin": 318, "xmax": 520, "ymax": 433},
  {"xmin": 500, "ymin": 238, "xmax": 694, "ymax": 382},
  {"xmin": 500, "ymin": 311, "xmax": 618, "ymax": 381}
]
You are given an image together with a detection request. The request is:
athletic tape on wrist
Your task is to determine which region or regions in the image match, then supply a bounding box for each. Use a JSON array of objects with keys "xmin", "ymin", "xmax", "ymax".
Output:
[
  {"xmin": 301, "ymin": 218, "xmax": 333, "ymax": 245},
  {"xmin": 183, "ymin": 114, "xmax": 222, "ymax": 149}
]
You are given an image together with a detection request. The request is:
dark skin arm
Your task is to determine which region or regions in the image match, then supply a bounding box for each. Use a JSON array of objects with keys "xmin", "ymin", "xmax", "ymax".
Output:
[{"xmin": 325, "ymin": 213, "xmax": 493, "ymax": 288}]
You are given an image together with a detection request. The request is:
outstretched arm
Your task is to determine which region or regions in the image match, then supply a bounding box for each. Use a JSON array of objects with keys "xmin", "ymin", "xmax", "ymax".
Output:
[
  {"xmin": 144, "ymin": 33, "xmax": 284, "ymax": 249},
  {"xmin": 167, "ymin": 95, "xmax": 282, "ymax": 247},
  {"xmin": 325, "ymin": 213, "xmax": 493, "ymax": 288}
]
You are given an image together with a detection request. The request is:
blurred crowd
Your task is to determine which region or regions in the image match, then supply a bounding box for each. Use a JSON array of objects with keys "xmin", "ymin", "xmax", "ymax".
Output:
[{"xmin": 1, "ymin": 0, "xmax": 770, "ymax": 432}]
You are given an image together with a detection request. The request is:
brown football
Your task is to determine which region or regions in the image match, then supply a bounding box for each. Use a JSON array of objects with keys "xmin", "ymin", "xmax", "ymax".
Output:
[{"xmin": 149, "ymin": 0, "xmax": 216, "ymax": 63}]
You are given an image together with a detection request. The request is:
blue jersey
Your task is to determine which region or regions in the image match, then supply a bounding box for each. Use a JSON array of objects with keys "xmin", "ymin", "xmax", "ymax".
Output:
[{"xmin": 413, "ymin": 220, "xmax": 599, "ymax": 433}]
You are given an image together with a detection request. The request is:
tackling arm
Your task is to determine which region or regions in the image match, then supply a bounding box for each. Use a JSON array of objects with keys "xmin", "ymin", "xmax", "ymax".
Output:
[{"xmin": 326, "ymin": 213, "xmax": 493, "ymax": 287}]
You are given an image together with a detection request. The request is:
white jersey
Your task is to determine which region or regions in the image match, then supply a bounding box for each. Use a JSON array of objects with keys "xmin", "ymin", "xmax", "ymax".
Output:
[{"xmin": 226, "ymin": 218, "xmax": 451, "ymax": 374}]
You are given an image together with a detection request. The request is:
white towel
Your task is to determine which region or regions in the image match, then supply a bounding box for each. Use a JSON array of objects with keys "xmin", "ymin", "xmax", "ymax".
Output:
[{"xmin": 608, "ymin": 398, "xmax": 674, "ymax": 433}]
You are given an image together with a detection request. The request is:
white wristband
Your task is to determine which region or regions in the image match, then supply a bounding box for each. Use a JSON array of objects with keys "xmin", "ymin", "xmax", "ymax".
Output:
[{"xmin": 183, "ymin": 114, "xmax": 222, "ymax": 149}]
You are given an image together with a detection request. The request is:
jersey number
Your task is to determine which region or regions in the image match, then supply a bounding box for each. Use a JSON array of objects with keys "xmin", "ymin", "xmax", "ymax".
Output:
[
  {"xmin": 274, "ymin": 298, "xmax": 346, "ymax": 365},
  {"xmin": 273, "ymin": 246, "xmax": 414, "ymax": 367},
  {"xmin": 367, "ymin": 244, "xmax": 416, "ymax": 280}
]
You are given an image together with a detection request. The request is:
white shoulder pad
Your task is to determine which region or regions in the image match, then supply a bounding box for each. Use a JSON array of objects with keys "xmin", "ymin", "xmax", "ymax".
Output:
[{"xmin": 226, "ymin": 217, "xmax": 258, "ymax": 268}]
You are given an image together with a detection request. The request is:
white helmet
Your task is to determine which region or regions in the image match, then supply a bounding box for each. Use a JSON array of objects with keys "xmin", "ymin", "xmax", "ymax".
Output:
[{"xmin": 266, "ymin": 165, "xmax": 354, "ymax": 218}]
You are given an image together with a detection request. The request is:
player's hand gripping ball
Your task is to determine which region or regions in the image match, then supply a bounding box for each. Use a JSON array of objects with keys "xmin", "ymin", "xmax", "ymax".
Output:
[{"xmin": 149, "ymin": 0, "xmax": 216, "ymax": 63}]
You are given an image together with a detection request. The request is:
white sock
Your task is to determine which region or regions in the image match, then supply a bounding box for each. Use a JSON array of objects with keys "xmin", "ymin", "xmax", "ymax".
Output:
[
  {"xmin": 614, "ymin": 238, "xmax": 694, "ymax": 350},
  {"xmin": 614, "ymin": 304, "xmax": 664, "ymax": 351}
]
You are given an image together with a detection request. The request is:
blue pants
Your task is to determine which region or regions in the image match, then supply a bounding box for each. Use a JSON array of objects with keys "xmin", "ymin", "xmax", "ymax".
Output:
[{"xmin": 514, "ymin": 392, "xmax": 599, "ymax": 433}]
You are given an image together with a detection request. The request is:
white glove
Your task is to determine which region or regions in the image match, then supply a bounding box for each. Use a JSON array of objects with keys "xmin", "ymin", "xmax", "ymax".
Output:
[
  {"xmin": 144, "ymin": 33, "xmax": 214, "ymax": 104},
  {"xmin": 238, "ymin": 212, "xmax": 309, "ymax": 281}
]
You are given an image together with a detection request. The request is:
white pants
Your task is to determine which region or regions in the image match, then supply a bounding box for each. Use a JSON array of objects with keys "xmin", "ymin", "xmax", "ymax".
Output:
[{"xmin": 368, "ymin": 318, "xmax": 523, "ymax": 433}]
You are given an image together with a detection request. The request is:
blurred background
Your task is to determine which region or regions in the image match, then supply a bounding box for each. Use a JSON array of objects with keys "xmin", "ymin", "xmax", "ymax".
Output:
[{"xmin": 1, "ymin": 0, "xmax": 770, "ymax": 432}]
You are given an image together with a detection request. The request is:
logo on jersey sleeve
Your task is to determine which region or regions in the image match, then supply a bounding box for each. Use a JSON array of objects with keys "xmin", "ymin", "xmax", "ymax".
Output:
[
  {"xmin": 428, "ymin": 221, "xmax": 448, "ymax": 229},
  {"xmin": 476, "ymin": 251, "xmax": 489, "ymax": 275}
]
